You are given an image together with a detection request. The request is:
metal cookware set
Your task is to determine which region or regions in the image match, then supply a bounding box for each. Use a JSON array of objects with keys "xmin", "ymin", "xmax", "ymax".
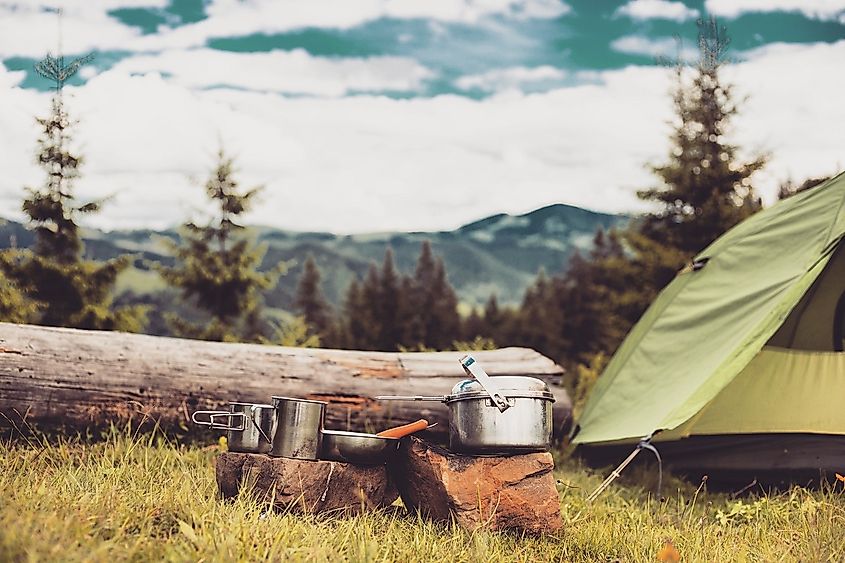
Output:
[
  {"xmin": 193, "ymin": 355, "xmax": 556, "ymax": 462},
  {"xmin": 193, "ymin": 395, "xmax": 402, "ymax": 464}
]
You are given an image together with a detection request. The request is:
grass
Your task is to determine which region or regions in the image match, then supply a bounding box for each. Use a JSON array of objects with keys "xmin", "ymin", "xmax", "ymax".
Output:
[{"xmin": 2, "ymin": 427, "xmax": 845, "ymax": 562}]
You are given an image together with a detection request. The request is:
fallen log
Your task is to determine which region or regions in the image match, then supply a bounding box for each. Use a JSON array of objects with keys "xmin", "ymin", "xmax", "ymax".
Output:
[{"xmin": 0, "ymin": 322, "xmax": 571, "ymax": 440}]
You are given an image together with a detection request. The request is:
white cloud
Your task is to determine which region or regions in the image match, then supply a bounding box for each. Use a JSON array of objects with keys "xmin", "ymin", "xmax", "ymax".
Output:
[
  {"xmin": 705, "ymin": 0, "xmax": 845, "ymax": 22},
  {"xmin": 455, "ymin": 65, "xmax": 566, "ymax": 92},
  {"xmin": 0, "ymin": 2, "xmax": 148, "ymax": 57},
  {"xmin": 723, "ymin": 41, "xmax": 845, "ymax": 196},
  {"xmin": 10, "ymin": 1, "xmax": 168, "ymax": 9},
  {"xmin": 615, "ymin": 0, "xmax": 699, "ymax": 22},
  {"xmin": 0, "ymin": 0, "xmax": 571, "ymax": 58},
  {"xmin": 1, "ymin": 41, "xmax": 843, "ymax": 234},
  {"xmin": 113, "ymin": 49, "xmax": 432, "ymax": 96},
  {"xmin": 132, "ymin": 0, "xmax": 570, "ymax": 51},
  {"xmin": 610, "ymin": 35, "xmax": 698, "ymax": 60}
]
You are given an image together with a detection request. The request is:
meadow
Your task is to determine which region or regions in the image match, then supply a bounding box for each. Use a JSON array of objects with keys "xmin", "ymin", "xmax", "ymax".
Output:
[{"xmin": 1, "ymin": 426, "xmax": 844, "ymax": 562}]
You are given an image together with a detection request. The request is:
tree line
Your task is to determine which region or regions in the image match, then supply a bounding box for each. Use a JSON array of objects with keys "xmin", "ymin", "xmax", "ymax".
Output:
[{"xmin": 0, "ymin": 18, "xmax": 831, "ymax": 395}]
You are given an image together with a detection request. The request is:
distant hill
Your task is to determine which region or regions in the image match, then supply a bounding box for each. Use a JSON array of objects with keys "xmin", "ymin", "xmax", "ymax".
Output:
[{"xmin": 0, "ymin": 203, "xmax": 626, "ymax": 310}]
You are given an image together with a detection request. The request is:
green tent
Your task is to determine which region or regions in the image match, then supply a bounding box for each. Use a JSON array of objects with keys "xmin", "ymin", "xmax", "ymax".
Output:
[{"xmin": 573, "ymin": 172, "xmax": 845, "ymax": 484}]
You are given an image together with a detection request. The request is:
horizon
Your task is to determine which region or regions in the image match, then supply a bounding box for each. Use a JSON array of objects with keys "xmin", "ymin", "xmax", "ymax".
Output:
[
  {"xmin": 0, "ymin": 199, "xmax": 623, "ymax": 237},
  {"xmin": 1, "ymin": 0, "xmax": 843, "ymax": 234}
]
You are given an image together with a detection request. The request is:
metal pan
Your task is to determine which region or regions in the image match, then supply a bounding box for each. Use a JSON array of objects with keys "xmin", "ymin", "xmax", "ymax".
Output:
[{"xmin": 319, "ymin": 430, "xmax": 399, "ymax": 465}]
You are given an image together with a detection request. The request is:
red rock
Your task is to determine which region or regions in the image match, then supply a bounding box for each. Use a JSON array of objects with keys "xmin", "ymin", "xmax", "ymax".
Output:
[
  {"xmin": 390, "ymin": 437, "xmax": 562, "ymax": 535},
  {"xmin": 215, "ymin": 452, "xmax": 398, "ymax": 514}
]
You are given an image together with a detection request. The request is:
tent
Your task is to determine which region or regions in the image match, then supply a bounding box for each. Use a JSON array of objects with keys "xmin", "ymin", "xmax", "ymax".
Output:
[{"xmin": 573, "ymin": 171, "xmax": 845, "ymax": 485}]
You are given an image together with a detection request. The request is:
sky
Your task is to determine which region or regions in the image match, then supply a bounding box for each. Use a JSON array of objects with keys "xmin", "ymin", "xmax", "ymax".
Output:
[{"xmin": 0, "ymin": 0, "xmax": 844, "ymax": 233}]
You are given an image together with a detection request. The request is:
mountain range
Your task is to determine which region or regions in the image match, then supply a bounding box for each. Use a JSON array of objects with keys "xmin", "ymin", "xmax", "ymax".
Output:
[{"xmin": 0, "ymin": 203, "xmax": 625, "ymax": 312}]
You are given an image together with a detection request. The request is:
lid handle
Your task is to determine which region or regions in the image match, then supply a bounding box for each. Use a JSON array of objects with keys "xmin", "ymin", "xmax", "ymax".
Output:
[{"xmin": 459, "ymin": 355, "xmax": 511, "ymax": 413}]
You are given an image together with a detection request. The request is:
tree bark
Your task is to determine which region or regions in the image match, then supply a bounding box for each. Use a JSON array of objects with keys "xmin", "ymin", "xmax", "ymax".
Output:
[{"xmin": 0, "ymin": 322, "xmax": 571, "ymax": 440}]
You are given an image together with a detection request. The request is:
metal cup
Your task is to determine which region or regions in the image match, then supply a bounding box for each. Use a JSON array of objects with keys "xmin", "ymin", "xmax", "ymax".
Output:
[
  {"xmin": 192, "ymin": 402, "xmax": 275, "ymax": 454},
  {"xmin": 270, "ymin": 396, "xmax": 327, "ymax": 460}
]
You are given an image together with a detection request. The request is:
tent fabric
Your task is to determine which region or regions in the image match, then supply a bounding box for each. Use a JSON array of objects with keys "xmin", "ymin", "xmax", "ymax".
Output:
[
  {"xmin": 768, "ymin": 241, "xmax": 845, "ymax": 351},
  {"xmin": 657, "ymin": 347, "xmax": 845, "ymax": 439},
  {"xmin": 574, "ymin": 172, "xmax": 845, "ymax": 445}
]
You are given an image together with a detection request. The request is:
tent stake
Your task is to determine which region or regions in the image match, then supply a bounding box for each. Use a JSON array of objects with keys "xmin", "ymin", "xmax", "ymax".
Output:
[{"xmin": 586, "ymin": 434, "xmax": 662, "ymax": 502}]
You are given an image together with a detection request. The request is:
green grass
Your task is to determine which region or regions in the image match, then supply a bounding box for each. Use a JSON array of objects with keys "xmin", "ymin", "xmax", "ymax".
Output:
[{"xmin": 2, "ymin": 428, "xmax": 844, "ymax": 562}]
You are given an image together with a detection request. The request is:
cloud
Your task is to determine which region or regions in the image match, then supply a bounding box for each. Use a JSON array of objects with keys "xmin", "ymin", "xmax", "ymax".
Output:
[
  {"xmin": 0, "ymin": 2, "xmax": 149, "ymax": 57},
  {"xmin": 615, "ymin": 0, "xmax": 699, "ymax": 22},
  {"xmin": 1, "ymin": 41, "xmax": 843, "ymax": 234},
  {"xmin": 705, "ymin": 0, "xmax": 845, "ymax": 22},
  {"xmin": 129, "ymin": 0, "xmax": 570, "ymax": 51},
  {"xmin": 112, "ymin": 48, "xmax": 433, "ymax": 96},
  {"xmin": 455, "ymin": 65, "xmax": 566, "ymax": 92},
  {"xmin": 0, "ymin": 0, "xmax": 571, "ymax": 58},
  {"xmin": 610, "ymin": 35, "xmax": 698, "ymax": 60},
  {"xmin": 9, "ymin": 0, "xmax": 168, "ymax": 8},
  {"xmin": 723, "ymin": 40, "xmax": 845, "ymax": 192}
]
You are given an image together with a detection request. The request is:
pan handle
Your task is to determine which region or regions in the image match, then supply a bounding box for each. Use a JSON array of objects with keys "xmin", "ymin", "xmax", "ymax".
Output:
[
  {"xmin": 375, "ymin": 395, "xmax": 446, "ymax": 402},
  {"xmin": 191, "ymin": 410, "xmax": 246, "ymax": 431},
  {"xmin": 377, "ymin": 419, "xmax": 430, "ymax": 438}
]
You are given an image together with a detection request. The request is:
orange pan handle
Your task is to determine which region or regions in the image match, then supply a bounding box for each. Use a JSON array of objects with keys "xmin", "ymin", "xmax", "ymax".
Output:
[{"xmin": 377, "ymin": 419, "xmax": 430, "ymax": 439}]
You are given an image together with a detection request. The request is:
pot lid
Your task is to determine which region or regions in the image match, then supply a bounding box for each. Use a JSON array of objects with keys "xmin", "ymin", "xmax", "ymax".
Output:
[{"xmin": 447, "ymin": 376, "xmax": 555, "ymax": 401}]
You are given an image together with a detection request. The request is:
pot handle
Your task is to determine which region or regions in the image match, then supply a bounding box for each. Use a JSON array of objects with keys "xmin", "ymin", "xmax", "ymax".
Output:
[
  {"xmin": 191, "ymin": 410, "xmax": 246, "ymax": 431},
  {"xmin": 459, "ymin": 355, "xmax": 511, "ymax": 413},
  {"xmin": 375, "ymin": 395, "xmax": 446, "ymax": 402}
]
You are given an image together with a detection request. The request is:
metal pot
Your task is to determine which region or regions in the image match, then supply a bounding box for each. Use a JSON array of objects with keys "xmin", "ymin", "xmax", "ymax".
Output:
[
  {"xmin": 445, "ymin": 375, "xmax": 554, "ymax": 454},
  {"xmin": 270, "ymin": 396, "xmax": 326, "ymax": 460},
  {"xmin": 319, "ymin": 430, "xmax": 400, "ymax": 464},
  {"xmin": 377, "ymin": 355, "xmax": 555, "ymax": 454},
  {"xmin": 192, "ymin": 402, "xmax": 275, "ymax": 454}
]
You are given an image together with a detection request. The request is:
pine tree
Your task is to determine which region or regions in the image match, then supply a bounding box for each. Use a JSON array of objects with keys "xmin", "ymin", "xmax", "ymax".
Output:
[
  {"xmin": 483, "ymin": 294, "xmax": 501, "ymax": 329},
  {"xmin": 429, "ymin": 258, "xmax": 461, "ymax": 349},
  {"xmin": 294, "ymin": 255, "xmax": 332, "ymax": 340},
  {"xmin": 356, "ymin": 262, "xmax": 383, "ymax": 349},
  {"xmin": 341, "ymin": 278, "xmax": 367, "ymax": 349},
  {"xmin": 778, "ymin": 176, "xmax": 830, "ymax": 200},
  {"xmin": 0, "ymin": 270, "xmax": 39, "ymax": 323},
  {"xmin": 611, "ymin": 16, "xmax": 765, "ymax": 325},
  {"xmin": 396, "ymin": 274, "xmax": 418, "ymax": 348},
  {"xmin": 544, "ymin": 18, "xmax": 767, "ymax": 369},
  {"xmin": 403, "ymin": 242, "xmax": 436, "ymax": 346},
  {"xmin": 408, "ymin": 242, "xmax": 460, "ymax": 350},
  {"xmin": 515, "ymin": 268, "xmax": 560, "ymax": 356},
  {"xmin": 479, "ymin": 293, "xmax": 509, "ymax": 344},
  {"xmin": 0, "ymin": 50, "xmax": 144, "ymax": 332},
  {"xmin": 159, "ymin": 149, "xmax": 278, "ymax": 342},
  {"xmin": 377, "ymin": 247, "xmax": 405, "ymax": 351},
  {"xmin": 638, "ymin": 16, "xmax": 766, "ymax": 256},
  {"xmin": 462, "ymin": 306, "xmax": 485, "ymax": 341},
  {"xmin": 554, "ymin": 230, "xmax": 632, "ymax": 364}
]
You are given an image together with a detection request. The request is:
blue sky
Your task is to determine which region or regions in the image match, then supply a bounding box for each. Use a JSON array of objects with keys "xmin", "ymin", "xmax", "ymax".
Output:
[{"xmin": 1, "ymin": 0, "xmax": 843, "ymax": 232}]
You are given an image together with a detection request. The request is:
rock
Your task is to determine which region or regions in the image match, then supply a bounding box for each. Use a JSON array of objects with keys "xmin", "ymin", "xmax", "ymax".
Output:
[
  {"xmin": 215, "ymin": 452, "xmax": 398, "ymax": 514},
  {"xmin": 390, "ymin": 437, "xmax": 562, "ymax": 535}
]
